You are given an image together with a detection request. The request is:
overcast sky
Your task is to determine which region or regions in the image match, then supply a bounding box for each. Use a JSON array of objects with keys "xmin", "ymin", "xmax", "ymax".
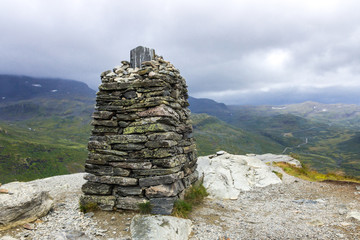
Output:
[{"xmin": 1, "ymin": 0, "xmax": 360, "ymax": 105}]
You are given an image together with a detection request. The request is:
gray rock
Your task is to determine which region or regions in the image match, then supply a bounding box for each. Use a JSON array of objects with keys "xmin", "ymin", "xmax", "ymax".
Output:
[
  {"xmin": 116, "ymin": 196, "xmax": 144, "ymax": 210},
  {"xmin": 80, "ymin": 195, "xmax": 116, "ymax": 211},
  {"xmin": 150, "ymin": 197, "xmax": 177, "ymax": 215},
  {"xmin": 130, "ymin": 215, "xmax": 192, "ymax": 240},
  {"xmin": 0, "ymin": 182, "xmax": 54, "ymax": 230},
  {"xmin": 113, "ymin": 186, "xmax": 143, "ymax": 196},
  {"xmin": 139, "ymin": 172, "xmax": 184, "ymax": 187},
  {"xmin": 130, "ymin": 46, "xmax": 155, "ymax": 68},
  {"xmin": 82, "ymin": 181, "xmax": 113, "ymax": 195},
  {"xmin": 145, "ymin": 180, "xmax": 185, "ymax": 198},
  {"xmin": 124, "ymin": 90, "xmax": 137, "ymax": 99}
]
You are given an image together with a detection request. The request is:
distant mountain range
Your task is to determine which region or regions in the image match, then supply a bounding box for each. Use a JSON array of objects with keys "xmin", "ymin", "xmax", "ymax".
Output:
[{"xmin": 0, "ymin": 75, "xmax": 359, "ymax": 183}]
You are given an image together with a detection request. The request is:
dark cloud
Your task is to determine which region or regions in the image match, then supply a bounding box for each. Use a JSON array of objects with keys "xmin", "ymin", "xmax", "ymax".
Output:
[{"xmin": 1, "ymin": 0, "xmax": 360, "ymax": 105}]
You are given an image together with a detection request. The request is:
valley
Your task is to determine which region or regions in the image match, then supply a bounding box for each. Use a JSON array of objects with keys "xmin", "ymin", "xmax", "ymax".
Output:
[{"xmin": 0, "ymin": 75, "xmax": 359, "ymax": 183}]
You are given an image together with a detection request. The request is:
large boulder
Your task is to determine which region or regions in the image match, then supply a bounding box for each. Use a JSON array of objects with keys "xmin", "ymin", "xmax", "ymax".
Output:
[
  {"xmin": 197, "ymin": 152, "xmax": 282, "ymax": 199},
  {"xmin": 0, "ymin": 182, "xmax": 53, "ymax": 231},
  {"xmin": 130, "ymin": 215, "xmax": 192, "ymax": 240},
  {"xmin": 0, "ymin": 173, "xmax": 86, "ymax": 230}
]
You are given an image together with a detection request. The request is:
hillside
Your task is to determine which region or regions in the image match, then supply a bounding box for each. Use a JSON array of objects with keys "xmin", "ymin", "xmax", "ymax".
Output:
[
  {"xmin": 0, "ymin": 75, "xmax": 359, "ymax": 182},
  {"xmin": 192, "ymin": 98, "xmax": 360, "ymax": 177},
  {"xmin": 0, "ymin": 76, "xmax": 95, "ymax": 183}
]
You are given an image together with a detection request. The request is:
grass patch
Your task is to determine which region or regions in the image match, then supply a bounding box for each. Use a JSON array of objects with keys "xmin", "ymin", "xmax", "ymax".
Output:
[
  {"xmin": 274, "ymin": 162, "xmax": 360, "ymax": 183},
  {"xmin": 138, "ymin": 201, "xmax": 152, "ymax": 214},
  {"xmin": 172, "ymin": 182, "xmax": 208, "ymax": 218},
  {"xmin": 172, "ymin": 200, "xmax": 192, "ymax": 218},
  {"xmin": 79, "ymin": 201, "xmax": 98, "ymax": 213},
  {"xmin": 272, "ymin": 170, "xmax": 283, "ymax": 180}
]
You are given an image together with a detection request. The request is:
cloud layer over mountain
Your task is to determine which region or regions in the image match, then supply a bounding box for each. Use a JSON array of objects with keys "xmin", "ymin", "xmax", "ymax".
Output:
[{"xmin": 1, "ymin": 0, "xmax": 360, "ymax": 105}]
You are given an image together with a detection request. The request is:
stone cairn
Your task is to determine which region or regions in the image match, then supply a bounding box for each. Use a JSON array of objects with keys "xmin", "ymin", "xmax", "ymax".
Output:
[{"xmin": 81, "ymin": 46, "xmax": 198, "ymax": 215}]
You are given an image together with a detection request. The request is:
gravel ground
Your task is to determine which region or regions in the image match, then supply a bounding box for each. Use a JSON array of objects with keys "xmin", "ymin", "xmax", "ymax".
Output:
[
  {"xmin": 1, "ymin": 170, "xmax": 359, "ymax": 240},
  {"xmin": 190, "ymin": 171, "xmax": 360, "ymax": 240}
]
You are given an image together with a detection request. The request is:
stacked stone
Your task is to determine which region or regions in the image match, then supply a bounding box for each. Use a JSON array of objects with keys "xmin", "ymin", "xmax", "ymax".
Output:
[{"xmin": 81, "ymin": 47, "xmax": 198, "ymax": 215}]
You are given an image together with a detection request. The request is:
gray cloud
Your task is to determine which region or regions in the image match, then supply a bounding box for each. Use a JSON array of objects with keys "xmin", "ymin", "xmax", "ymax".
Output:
[{"xmin": 1, "ymin": 0, "xmax": 360, "ymax": 105}]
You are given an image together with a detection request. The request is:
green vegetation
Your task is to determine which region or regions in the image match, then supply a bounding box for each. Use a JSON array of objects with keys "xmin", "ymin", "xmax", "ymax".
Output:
[
  {"xmin": 191, "ymin": 114, "xmax": 283, "ymax": 156},
  {"xmin": 172, "ymin": 200, "xmax": 192, "ymax": 218},
  {"xmin": 0, "ymin": 116, "xmax": 90, "ymax": 183},
  {"xmin": 272, "ymin": 170, "xmax": 283, "ymax": 180},
  {"xmin": 79, "ymin": 201, "xmax": 99, "ymax": 213},
  {"xmin": 172, "ymin": 182, "xmax": 208, "ymax": 218},
  {"xmin": 274, "ymin": 161, "xmax": 360, "ymax": 183},
  {"xmin": 138, "ymin": 201, "xmax": 152, "ymax": 214}
]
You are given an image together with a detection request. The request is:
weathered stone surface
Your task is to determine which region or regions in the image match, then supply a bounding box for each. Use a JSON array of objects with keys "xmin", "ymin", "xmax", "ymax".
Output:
[
  {"xmin": 182, "ymin": 170, "xmax": 199, "ymax": 188},
  {"xmin": 137, "ymin": 104, "xmax": 179, "ymax": 120},
  {"xmin": 92, "ymin": 126, "xmax": 119, "ymax": 134},
  {"xmin": 87, "ymin": 141, "xmax": 110, "ymax": 151},
  {"xmin": 80, "ymin": 195, "xmax": 116, "ymax": 211},
  {"xmin": 145, "ymin": 180, "xmax": 184, "ymax": 198},
  {"xmin": 87, "ymin": 153, "xmax": 125, "ymax": 164},
  {"xmin": 141, "ymin": 148, "xmax": 175, "ymax": 159},
  {"xmin": 139, "ymin": 172, "xmax": 184, "ymax": 187},
  {"xmin": 147, "ymin": 132, "xmax": 182, "ymax": 141},
  {"xmin": 250, "ymin": 153, "xmax": 302, "ymax": 167},
  {"xmin": 152, "ymin": 155, "xmax": 187, "ymax": 168},
  {"xmin": 116, "ymin": 196, "xmax": 144, "ymax": 210},
  {"xmin": 91, "ymin": 120, "xmax": 118, "ymax": 127},
  {"xmin": 130, "ymin": 46, "xmax": 155, "ymax": 68},
  {"xmin": 82, "ymin": 182, "xmax": 112, "ymax": 195},
  {"xmin": 109, "ymin": 161, "xmax": 152, "ymax": 170},
  {"xmin": 145, "ymin": 140, "xmax": 178, "ymax": 149},
  {"xmin": 95, "ymin": 149, "xmax": 127, "ymax": 156},
  {"xmin": 130, "ymin": 215, "xmax": 192, "ymax": 240},
  {"xmin": 197, "ymin": 152, "xmax": 281, "ymax": 199},
  {"xmin": 84, "ymin": 174, "xmax": 137, "ymax": 186},
  {"xmin": 116, "ymin": 113, "xmax": 138, "ymax": 121},
  {"xmin": 124, "ymin": 90, "xmax": 137, "ymax": 99},
  {"xmin": 107, "ymin": 135, "xmax": 147, "ymax": 145},
  {"xmin": 113, "ymin": 143, "xmax": 144, "ymax": 151},
  {"xmin": 123, "ymin": 123, "xmax": 174, "ymax": 134},
  {"xmin": 150, "ymin": 197, "xmax": 178, "ymax": 215},
  {"xmin": 92, "ymin": 111, "xmax": 113, "ymax": 120},
  {"xmin": 0, "ymin": 182, "xmax": 54, "ymax": 231},
  {"xmin": 113, "ymin": 186, "xmax": 143, "ymax": 196},
  {"xmin": 113, "ymin": 167, "xmax": 132, "ymax": 176},
  {"xmin": 85, "ymin": 164, "xmax": 115, "ymax": 176},
  {"xmin": 133, "ymin": 166, "xmax": 182, "ymax": 176}
]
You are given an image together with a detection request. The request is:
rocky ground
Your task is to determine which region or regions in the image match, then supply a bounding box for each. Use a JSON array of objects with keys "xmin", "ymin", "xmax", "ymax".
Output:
[{"xmin": 1, "ymin": 167, "xmax": 360, "ymax": 240}]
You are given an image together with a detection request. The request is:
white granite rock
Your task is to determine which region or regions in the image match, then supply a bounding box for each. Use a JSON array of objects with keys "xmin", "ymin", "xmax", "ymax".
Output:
[
  {"xmin": 130, "ymin": 215, "xmax": 192, "ymax": 240},
  {"xmin": 248, "ymin": 153, "xmax": 301, "ymax": 167},
  {"xmin": 197, "ymin": 152, "xmax": 282, "ymax": 199}
]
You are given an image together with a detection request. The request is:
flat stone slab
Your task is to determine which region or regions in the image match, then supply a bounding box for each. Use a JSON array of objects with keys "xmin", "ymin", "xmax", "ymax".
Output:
[
  {"xmin": 130, "ymin": 215, "xmax": 192, "ymax": 240},
  {"xmin": 197, "ymin": 152, "xmax": 282, "ymax": 199}
]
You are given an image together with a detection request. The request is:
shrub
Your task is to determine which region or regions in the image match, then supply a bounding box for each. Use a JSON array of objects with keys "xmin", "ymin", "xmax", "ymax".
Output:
[
  {"xmin": 184, "ymin": 182, "xmax": 208, "ymax": 205},
  {"xmin": 138, "ymin": 201, "xmax": 152, "ymax": 214},
  {"xmin": 172, "ymin": 182, "xmax": 208, "ymax": 218},
  {"xmin": 172, "ymin": 200, "xmax": 192, "ymax": 218}
]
